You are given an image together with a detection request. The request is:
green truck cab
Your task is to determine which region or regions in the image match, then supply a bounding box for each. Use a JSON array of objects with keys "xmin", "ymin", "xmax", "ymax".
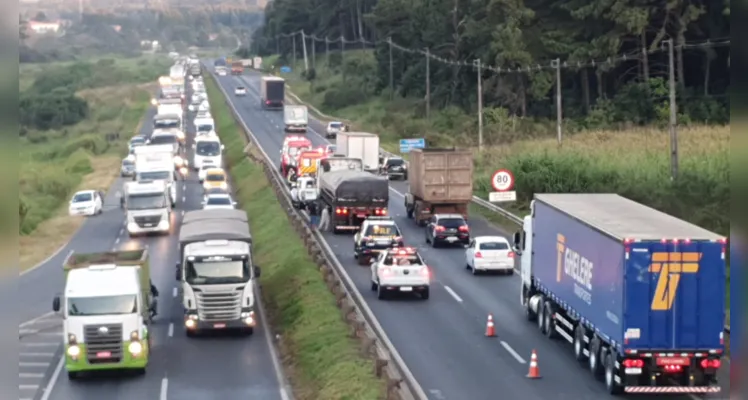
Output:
[{"xmin": 52, "ymin": 249, "xmax": 153, "ymax": 379}]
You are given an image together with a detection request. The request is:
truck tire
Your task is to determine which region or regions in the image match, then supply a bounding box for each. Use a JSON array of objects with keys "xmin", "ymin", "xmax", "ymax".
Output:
[
  {"xmin": 574, "ymin": 325, "xmax": 588, "ymax": 362},
  {"xmin": 543, "ymin": 301, "xmax": 558, "ymax": 339},
  {"xmin": 604, "ymin": 351, "xmax": 623, "ymax": 394},
  {"xmin": 588, "ymin": 337, "xmax": 603, "ymax": 378},
  {"xmin": 377, "ymin": 282, "xmax": 387, "ymax": 300},
  {"xmin": 406, "ymin": 208, "xmax": 413, "ymax": 219},
  {"xmin": 536, "ymin": 296, "xmax": 546, "ymax": 333},
  {"xmin": 370, "ymin": 281, "xmax": 377, "ymax": 291},
  {"xmin": 134, "ymin": 367, "xmax": 146, "ymax": 376},
  {"xmin": 244, "ymin": 327, "xmax": 254, "ymax": 336},
  {"xmin": 68, "ymin": 371, "xmax": 79, "ymax": 380},
  {"xmin": 522, "ymin": 289, "xmax": 537, "ymax": 321}
]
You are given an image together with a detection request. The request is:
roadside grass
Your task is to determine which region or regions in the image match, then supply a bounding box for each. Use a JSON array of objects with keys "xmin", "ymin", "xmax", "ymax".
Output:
[
  {"xmin": 206, "ymin": 76, "xmax": 386, "ymax": 399},
  {"xmin": 19, "ymin": 83, "xmax": 153, "ymax": 271}
]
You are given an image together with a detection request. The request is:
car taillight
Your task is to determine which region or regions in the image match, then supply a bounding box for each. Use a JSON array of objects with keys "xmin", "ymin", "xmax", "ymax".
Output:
[
  {"xmin": 335, "ymin": 208, "xmax": 348, "ymax": 215},
  {"xmin": 474, "ymin": 252, "xmax": 483, "ymax": 258},
  {"xmin": 374, "ymin": 208, "xmax": 387, "ymax": 215},
  {"xmin": 623, "ymin": 359, "xmax": 644, "ymax": 368},
  {"xmin": 265, "ymin": 100, "xmax": 270, "ymax": 104},
  {"xmin": 507, "ymin": 251, "xmax": 514, "ymax": 258},
  {"xmin": 700, "ymin": 359, "xmax": 721, "ymax": 369},
  {"xmin": 420, "ymin": 267, "xmax": 430, "ymax": 277},
  {"xmin": 380, "ymin": 267, "xmax": 392, "ymax": 276},
  {"xmin": 435, "ymin": 226, "xmax": 446, "ymax": 232},
  {"xmin": 458, "ymin": 225, "xmax": 469, "ymax": 232}
]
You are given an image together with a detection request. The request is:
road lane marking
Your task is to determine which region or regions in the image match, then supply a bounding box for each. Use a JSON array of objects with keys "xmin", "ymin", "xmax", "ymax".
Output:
[
  {"xmin": 160, "ymin": 378, "xmax": 168, "ymax": 400},
  {"xmin": 172, "ymin": 287, "xmax": 177, "ymax": 297},
  {"xmin": 20, "ymin": 352, "xmax": 55, "ymax": 357},
  {"xmin": 20, "ymin": 362, "xmax": 50, "ymax": 367},
  {"xmin": 443, "ymin": 285, "xmax": 463, "ymax": 303},
  {"xmin": 168, "ymin": 323, "xmax": 174, "ymax": 337},
  {"xmin": 500, "ymin": 341, "xmax": 526, "ymax": 364},
  {"xmin": 20, "ymin": 373, "xmax": 44, "ymax": 378},
  {"xmin": 20, "ymin": 384, "xmax": 39, "ymax": 390}
]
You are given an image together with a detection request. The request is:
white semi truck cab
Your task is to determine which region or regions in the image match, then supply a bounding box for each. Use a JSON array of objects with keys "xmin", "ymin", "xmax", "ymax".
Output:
[
  {"xmin": 192, "ymin": 133, "xmax": 224, "ymax": 170},
  {"xmin": 124, "ymin": 180, "xmax": 171, "ymax": 236},
  {"xmin": 176, "ymin": 209, "xmax": 260, "ymax": 336},
  {"xmin": 134, "ymin": 144, "xmax": 179, "ymax": 206}
]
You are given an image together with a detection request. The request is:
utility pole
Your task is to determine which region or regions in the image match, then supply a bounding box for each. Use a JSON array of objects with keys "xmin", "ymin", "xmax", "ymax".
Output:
[
  {"xmin": 311, "ymin": 36, "xmax": 316, "ymax": 67},
  {"xmin": 665, "ymin": 39, "xmax": 679, "ymax": 180},
  {"xmin": 292, "ymin": 34, "xmax": 297, "ymax": 67},
  {"xmin": 325, "ymin": 37, "xmax": 330, "ymax": 66},
  {"xmin": 360, "ymin": 36, "xmax": 366, "ymax": 50},
  {"xmin": 388, "ymin": 37, "xmax": 394, "ymax": 99},
  {"xmin": 554, "ymin": 58, "xmax": 562, "ymax": 145},
  {"xmin": 425, "ymin": 48, "xmax": 430, "ymax": 120},
  {"xmin": 475, "ymin": 59, "xmax": 483, "ymax": 150},
  {"xmin": 341, "ymin": 36, "xmax": 346, "ymax": 82},
  {"xmin": 301, "ymin": 30, "xmax": 309, "ymax": 72},
  {"xmin": 275, "ymin": 35, "xmax": 279, "ymax": 55}
]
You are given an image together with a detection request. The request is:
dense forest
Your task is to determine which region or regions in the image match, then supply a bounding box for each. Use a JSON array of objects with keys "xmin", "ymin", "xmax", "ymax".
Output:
[{"xmin": 252, "ymin": 0, "xmax": 730, "ymax": 126}]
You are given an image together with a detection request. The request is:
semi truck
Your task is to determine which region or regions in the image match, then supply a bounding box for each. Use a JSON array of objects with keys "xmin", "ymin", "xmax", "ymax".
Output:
[
  {"xmin": 134, "ymin": 144, "xmax": 178, "ymax": 205},
  {"xmin": 176, "ymin": 209, "xmax": 259, "ymax": 336},
  {"xmin": 124, "ymin": 180, "xmax": 171, "ymax": 236},
  {"xmin": 317, "ymin": 156, "xmax": 389, "ymax": 233},
  {"xmin": 511, "ymin": 193, "xmax": 727, "ymax": 395},
  {"xmin": 52, "ymin": 249, "xmax": 153, "ymax": 379},
  {"xmin": 231, "ymin": 61, "xmax": 244, "ymax": 75},
  {"xmin": 403, "ymin": 148, "xmax": 473, "ymax": 226},
  {"xmin": 260, "ymin": 76, "xmax": 285, "ymax": 109},
  {"xmin": 283, "ymin": 105, "xmax": 308, "ymax": 133},
  {"xmin": 334, "ymin": 131, "xmax": 380, "ymax": 172}
]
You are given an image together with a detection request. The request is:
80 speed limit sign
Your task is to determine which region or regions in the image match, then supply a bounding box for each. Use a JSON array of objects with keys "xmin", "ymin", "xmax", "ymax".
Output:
[{"xmin": 491, "ymin": 169, "xmax": 515, "ymax": 191}]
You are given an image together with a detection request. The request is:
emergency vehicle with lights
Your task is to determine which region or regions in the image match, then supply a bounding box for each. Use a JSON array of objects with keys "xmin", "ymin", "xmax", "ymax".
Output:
[
  {"xmin": 279, "ymin": 136, "xmax": 312, "ymax": 179},
  {"xmin": 370, "ymin": 247, "xmax": 430, "ymax": 300},
  {"xmin": 317, "ymin": 157, "xmax": 389, "ymax": 233},
  {"xmin": 295, "ymin": 147, "xmax": 327, "ymax": 178},
  {"xmin": 512, "ymin": 193, "xmax": 726, "ymax": 395},
  {"xmin": 53, "ymin": 249, "xmax": 152, "ymax": 379},
  {"xmin": 353, "ymin": 216, "xmax": 404, "ymax": 265},
  {"xmin": 177, "ymin": 210, "xmax": 259, "ymax": 336}
]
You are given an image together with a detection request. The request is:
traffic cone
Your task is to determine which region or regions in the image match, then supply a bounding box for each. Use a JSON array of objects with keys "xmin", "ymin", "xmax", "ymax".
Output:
[
  {"xmin": 484, "ymin": 314, "xmax": 496, "ymax": 337},
  {"xmin": 526, "ymin": 349, "xmax": 541, "ymax": 379}
]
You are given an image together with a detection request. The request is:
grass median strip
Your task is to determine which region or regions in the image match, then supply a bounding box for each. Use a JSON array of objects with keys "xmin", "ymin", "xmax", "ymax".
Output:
[{"xmin": 206, "ymin": 77, "xmax": 386, "ymax": 399}]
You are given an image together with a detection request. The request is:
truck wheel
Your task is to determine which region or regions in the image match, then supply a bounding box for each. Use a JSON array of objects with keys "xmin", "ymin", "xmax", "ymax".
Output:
[
  {"xmin": 543, "ymin": 301, "xmax": 558, "ymax": 339},
  {"xmin": 244, "ymin": 327, "xmax": 254, "ymax": 336},
  {"xmin": 377, "ymin": 282, "xmax": 387, "ymax": 300},
  {"xmin": 370, "ymin": 281, "xmax": 377, "ymax": 291},
  {"xmin": 604, "ymin": 351, "xmax": 623, "ymax": 394},
  {"xmin": 588, "ymin": 337, "xmax": 603, "ymax": 378},
  {"xmin": 536, "ymin": 297, "xmax": 546, "ymax": 333},
  {"xmin": 421, "ymin": 288, "xmax": 430, "ymax": 300},
  {"xmin": 406, "ymin": 208, "xmax": 413, "ymax": 219},
  {"xmin": 522, "ymin": 290, "xmax": 537, "ymax": 321},
  {"xmin": 134, "ymin": 367, "xmax": 146, "ymax": 376},
  {"xmin": 573, "ymin": 325, "xmax": 588, "ymax": 362},
  {"xmin": 67, "ymin": 371, "xmax": 79, "ymax": 380}
]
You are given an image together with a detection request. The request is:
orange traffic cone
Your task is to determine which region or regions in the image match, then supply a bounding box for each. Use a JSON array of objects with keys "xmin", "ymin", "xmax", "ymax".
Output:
[
  {"xmin": 526, "ymin": 349, "xmax": 541, "ymax": 379},
  {"xmin": 484, "ymin": 314, "xmax": 496, "ymax": 337}
]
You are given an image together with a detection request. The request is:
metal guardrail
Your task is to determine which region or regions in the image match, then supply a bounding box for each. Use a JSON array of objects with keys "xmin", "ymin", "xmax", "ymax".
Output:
[{"xmin": 209, "ymin": 69, "xmax": 427, "ymax": 400}]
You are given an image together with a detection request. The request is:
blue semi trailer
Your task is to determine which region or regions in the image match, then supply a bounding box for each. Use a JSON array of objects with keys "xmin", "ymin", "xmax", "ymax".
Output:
[{"xmin": 512, "ymin": 194, "xmax": 726, "ymax": 395}]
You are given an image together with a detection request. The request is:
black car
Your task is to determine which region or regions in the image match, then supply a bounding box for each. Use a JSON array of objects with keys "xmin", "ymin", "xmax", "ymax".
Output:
[
  {"xmin": 425, "ymin": 214, "xmax": 470, "ymax": 247},
  {"xmin": 381, "ymin": 157, "xmax": 408, "ymax": 180}
]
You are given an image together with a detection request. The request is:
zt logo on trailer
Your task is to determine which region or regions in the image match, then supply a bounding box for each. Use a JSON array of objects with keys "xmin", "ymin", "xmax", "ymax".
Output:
[{"xmin": 649, "ymin": 252, "xmax": 701, "ymax": 310}]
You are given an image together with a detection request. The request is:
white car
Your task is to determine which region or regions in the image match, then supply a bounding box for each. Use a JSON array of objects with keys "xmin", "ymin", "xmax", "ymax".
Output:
[
  {"xmin": 217, "ymin": 69, "xmax": 227, "ymax": 76},
  {"xmin": 202, "ymin": 193, "xmax": 236, "ymax": 210},
  {"xmin": 198, "ymin": 100, "xmax": 210, "ymax": 112},
  {"xmin": 325, "ymin": 121, "xmax": 343, "ymax": 138},
  {"xmin": 68, "ymin": 190, "xmax": 103, "ymax": 216},
  {"xmin": 465, "ymin": 236, "xmax": 515, "ymax": 275},
  {"xmin": 234, "ymin": 86, "xmax": 247, "ymax": 96},
  {"xmin": 370, "ymin": 247, "xmax": 430, "ymax": 300}
]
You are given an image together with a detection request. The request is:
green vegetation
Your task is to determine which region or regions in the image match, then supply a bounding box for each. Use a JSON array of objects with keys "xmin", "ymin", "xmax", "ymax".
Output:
[{"xmin": 206, "ymin": 76, "xmax": 385, "ymax": 399}]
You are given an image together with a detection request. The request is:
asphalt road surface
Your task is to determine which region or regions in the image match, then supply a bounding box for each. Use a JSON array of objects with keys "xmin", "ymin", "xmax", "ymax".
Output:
[
  {"xmin": 215, "ymin": 68, "xmax": 729, "ymax": 400},
  {"xmin": 19, "ymin": 81, "xmax": 287, "ymax": 400}
]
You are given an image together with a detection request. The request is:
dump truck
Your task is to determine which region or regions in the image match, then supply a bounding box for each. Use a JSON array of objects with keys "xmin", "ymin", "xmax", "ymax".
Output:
[
  {"xmin": 53, "ymin": 249, "xmax": 153, "ymax": 379},
  {"xmin": 512, "ymin": 193, "xmax": 727, "ymax": 395},
  {"xmin": 403, "ymin": 148, "xmax": 473, "ymax": 226},
  {"xmin": 317, "ymin": 156, "xmax": 389, "ymax": 233},
  {"xmin": 335, "ymin": 131, "xmax": 380, "ymax": 172},
  {"xmin": 231, "ymin": 61, "xmax": 244, "ymax": 75}
]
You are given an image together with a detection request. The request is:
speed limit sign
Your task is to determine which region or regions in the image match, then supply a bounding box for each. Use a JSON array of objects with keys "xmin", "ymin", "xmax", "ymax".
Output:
[{"xmin": 491, "ymin": 169, "xmax": 514, "ymax": 191}]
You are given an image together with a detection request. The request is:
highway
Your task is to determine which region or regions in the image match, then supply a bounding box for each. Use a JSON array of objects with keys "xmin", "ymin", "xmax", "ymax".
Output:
[
  {"xmin": 217, "ymin": 69, "xmax": 728, "ymax": 400},
  {"xmin": 18, "ymin": 80, "xmax": 287, "ymax": 400}
]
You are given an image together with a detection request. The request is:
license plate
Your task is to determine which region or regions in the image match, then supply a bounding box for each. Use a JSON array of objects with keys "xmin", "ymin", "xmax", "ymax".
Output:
[
  {"xmin": 356, "ymin": 214, "xmax": 367, "ymax": 218},
  {"xmin": 96, "ymin": 351, "xmax": 111, "ymax": 358},
  {"xmin": 400, "ymin": 286, "xmax": 413, "ymax": 292},
  {"xmin": 144, "ymin": 223, "xmax": 154, "ymax": 227},
  {"xmin": 213, "ymin": 323, "xmax": 226, "ymax": 328},
  {"xmin": 656, "ymin": 356, "xmax": 689, "ymax": 365},
  {"xmin": 447, "ymin": 236, "xmax": 458, "ymax": 242}
]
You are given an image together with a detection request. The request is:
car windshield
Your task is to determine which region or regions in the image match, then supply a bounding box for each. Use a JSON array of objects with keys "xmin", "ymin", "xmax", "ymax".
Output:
[
  {"xmin": 207, "ymin": 196, "xmax": 232, "ymax": 205},
  {"xmin": 72, "ymin": 192, "xmax": 93, "ymax": 203},
  {"xmin": 186, "ymin": 260, "xmax": 250, "ymax": 284},
  {"xmin": 384, "ymin": 254, "xmax": 424, "ymax": 266},
  {"xmin": 68, "ymin": 295, "xmax": 137, "ymax": 316},
  {"xmin": 130, "ymin": 138, "xmax": 145, "ymax": 145},
  {"xmin": 127, "ymin": 193, "xmax": 167, "ymax": 210},
  {"xmin": 122, "ymin": 159, "xmax": 134, "ymax": 166},
  {"xmin": 365, "ymin": 225, "xmax": 398, "ymax": 236},
  {"xmin": 196, "ymin": 141, "xmax": 221, "ymax": 156},
  {"xmin": 138, "ymin": 171, "xmax": 171, "ymax": 181},
  {"xmin": 149, "ymin": 135, "xmax": 177, "ymax": 145},
  {"xmin": 329, "ymin": 122, "xmax": 342, "ymax": 128},
  {"xmin": 387, "ymin": 159, "xmax": 405, "ymax": 166},
  {"xmin": 206, "ymin": 173, "xmax": 225, "ymax": 182},
  {"xmin": 479, "ymin": 241, "xmax": 510, "ymax": 250},
  {"xmin": 196, "ymin": 125, "xmax": 213, "ymax": 133},
  {"xmin": 237, "ymin": 87, "xmax": 245, "ymax": 90},
  {"xmin": 438, "ymin": 218, "xmax": 466, "ymax": 228},
  {"xmin": 154, "ymin": 120, "xmax": 179, "ymax": 129}
]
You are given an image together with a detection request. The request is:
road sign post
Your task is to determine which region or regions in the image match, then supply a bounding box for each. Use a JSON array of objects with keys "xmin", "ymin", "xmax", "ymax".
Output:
[
  {"xmin": 399, "ymin": 138, "xmax": 426, "ymax": 153},
  {"xmin": 489, "ymin": 169, "xmax": 516, "ymax": 203}
]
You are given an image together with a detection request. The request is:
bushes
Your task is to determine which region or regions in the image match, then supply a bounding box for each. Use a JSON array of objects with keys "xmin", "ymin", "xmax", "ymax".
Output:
[{"xmin": 19, "ymin": 93, "xmax": 89, "ymax": 130}]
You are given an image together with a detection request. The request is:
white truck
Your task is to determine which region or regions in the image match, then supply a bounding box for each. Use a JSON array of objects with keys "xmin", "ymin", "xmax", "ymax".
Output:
[
  {"xmin": 335, "ymin": 131, "xmax": 381, "ymax": 172},
  {"xmin": 283, "ymin": 105, "xmax": 308, "ymax": 133},
  {"xmin": 124, "ymin": 180, "xmax": 171, "ymax": 236},
  {"xmin": 192, "ymin": 133, "xmax": 224, "ymax": 170},
  {"xmin": 260, "ymin": 76, "xmax": 284, "ymax": 109},
  {"xmin": 153, "ymin": 112, "xmax": 182, "ymax": 131},
  {"xmin": 52, "ymin": 249, "xmax": 153, "ymax": 379},
  {"xmin": 176, "ymin": 209, "xmax": 260, "ymax": 336},
  {"xmin": 193, "ymin": 116, "xmax": 215, "ymax": 136},
  {"xmin": 133, "ymin": 145, "xmax": 178, "ymax": 206},
  {"xmin": 253, "ymin": 56, "xmax": 262, "ymax": 70}
]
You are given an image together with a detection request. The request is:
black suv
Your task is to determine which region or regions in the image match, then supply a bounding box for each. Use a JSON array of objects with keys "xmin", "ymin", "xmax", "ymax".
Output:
[
  {"xmin": 425, "ymin": 214, "xmax": 470, "ymax": 247},
  {"xmin": 381, "ymin": 157, "xmax": 408, "ymax": 180}
]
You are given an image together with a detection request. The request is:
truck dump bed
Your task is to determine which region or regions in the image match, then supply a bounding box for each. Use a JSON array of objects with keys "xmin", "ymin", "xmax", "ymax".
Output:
[
  {"xmin": 319, "ymin": 170, "xmax": 389, "ymax": 206},
  {"xmin": 532, "ymin": 193, "xmax": 726, "ymax": 351},
  {"xmin": 408, "ymin": 148, "xmax": 473, "ymax": 203}
]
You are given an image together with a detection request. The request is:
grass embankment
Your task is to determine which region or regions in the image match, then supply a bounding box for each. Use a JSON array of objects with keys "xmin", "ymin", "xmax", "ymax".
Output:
[
  {"xmin": 206, "ymin": 78, "xmax": 385, "ymax": 398},
  {"xmin": 19, "ymin": 56, "xmax": 170, "ymax": 271}
]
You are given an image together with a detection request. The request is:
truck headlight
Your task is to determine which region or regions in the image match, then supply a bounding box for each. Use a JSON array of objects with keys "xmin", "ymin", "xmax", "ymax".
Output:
[
  {"xmin": 127, "ymin": 222, "xmax": 138, "ymax": 232},
  {"xmin": 158, "ymin": 220, "xmax": 170, "ymax": 230},
  {"xmin": 241, "ymin": 311, "xmax": 255, "ymax": 326},
  {"xmin": 179, "ymin": 167, "xmax": 188, "ymax": 176},
  {"xmin": 128, "ymin": 341, "xmax": 143, "ymax": 355},
  {"xmin": 67, "ymin": 345, "xmax": 80, "ymax": 357},
  {"xmin": 174, "ymin": 156, "xmax": 183, "ymax": 166}
]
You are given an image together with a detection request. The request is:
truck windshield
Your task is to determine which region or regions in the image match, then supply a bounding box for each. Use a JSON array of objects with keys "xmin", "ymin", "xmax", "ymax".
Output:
[
  {"xmin": 68, "ymin": 295, "xmax": 137, "ymax": 316},
  {"xmin": 127, "ymin": 193, "xmax": 167, "ymax": 210},
  {"xmin": 186, "ymin": 260, "xmax": 250, "ymax": 284},
  {"xmin": 154, "ymin": 120, "xmax": 179, "ymax": 129},
  {"xmin": 196, "ymin": 124, "xmax": 213, "ymax": 133},
  {"xmin": 196, "ymin": 142, "xmax": 220, "ymax": 156},
  {"xmin": 138, "ymin": 171, "xmax": 172, "ymax": 181},
  {"xmin": 149, "ymin": 135, "xmax": 178, "ymax": 145}
]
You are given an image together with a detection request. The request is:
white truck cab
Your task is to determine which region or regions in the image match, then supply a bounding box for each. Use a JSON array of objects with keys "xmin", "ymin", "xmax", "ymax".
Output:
[
  {"xmin": 134, "ymin": 144, "xmax": 179, "ymax": 205},
  {"xmin": 124, "ymin": 180, "xmax": 171, "ymax": 236},
  {"xmin": 283, "ymin": 105, "xmax": 308, "ymax": 133},
  {"xmin": 193, "ymin": 117, "xmax": 215, "ymax": 136},
  {"xmin": 192, "ymin": 133, "xmax": 223, "ymax": 170}
]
